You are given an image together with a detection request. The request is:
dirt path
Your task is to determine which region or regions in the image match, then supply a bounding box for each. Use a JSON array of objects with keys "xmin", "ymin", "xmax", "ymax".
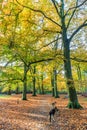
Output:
[
  {"xmin": 0, "ymin": 94, "xmax": 87, "ymax": 130},
  {"xmin": 0, "ymin": 95, "xmax": 55, "ymax": 130}
]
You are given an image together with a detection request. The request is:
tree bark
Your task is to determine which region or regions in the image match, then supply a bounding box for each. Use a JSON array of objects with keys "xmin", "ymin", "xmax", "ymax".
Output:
[
  {"xmin": 37, "ymin": 77, "xmax": 41, "ymax": 94},
  {"xmin": 53, "ymin": 68, "xmax": 59, "ymax": 98},
  {"xmin": 63, "ymin": 38, "xmax": 82, "ymax": 108},
  {"xmin": 22, "ymin": 63, "xmax": 27, "ymax": 100},
  {"xmin": 32, "ymin": 65, "xmax": 36, "ymax": 96},
  {"xmin": 77, "ymin": 64, "xmax": 83, "ymax": 92},
  {"xmin": 41, "ymin": 74, "xmax": 44, "ymax": 94},
  {"xmin": 15, "ymin": 83, "xmax": 19, "ymax": 94},
  {"xmin": 15, "ymin": 86, "xmax": 19, "ymax": 94},
  {"xmin": 8, "ymin": 86, "xmax": 11, "ymax": 95},
  {"xmin": 60, "ymin": 0, "xmax": 82, "ymax": 108},
  {"xmin": 51, "ymin": 72, "xmax": 55, "ymax": 96}
]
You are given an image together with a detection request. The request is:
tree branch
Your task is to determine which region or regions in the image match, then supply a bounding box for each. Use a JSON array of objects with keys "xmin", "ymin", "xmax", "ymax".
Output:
[
  {"xmin": 65, "ymin": 0, "xmax": 87, "ymax": 16},
  {"xmin": 4, "ymin": 57, "xmax": 15, "ymax": 67},
  {"xmin": 34, "ymin": 37, "xmax": 61, "ymax": 51},
  {"xmin": 15, "ymin": 0, "xmax": 62, "ymax": 28},
  {"xmin": 29, "ymin": 52, "xmax": 63, "ymax": 66},
  {"xmin": 51, "ymin": 0, "xmax": 61, "ymax": 17},
  {"xmin": 30, "ymin": 58, "xmax": 54, "ymax": 65},
  {"xmin": 15, "ymin": 51, "xmax": 28, "ymax": 67},
  {"xmin": 0, "ymin": 78, "xmax": 23, "ymax": 83},
  {"xmin": 66, "ymin": 0, "xmax": 87, "ymax": 29},
  {"xmin": 69, "ymin": 20, "xmax": 87, "ymax": 42},
  {"xmin": 71, "ymin": 57, "xmax": 87, "ymax": 63},
  {"xmin": 43, "ymin": 29, "xmax": 62, "ymax": 34},
  {"xmin": 66, "ymin": 6, "xmax": 77, "ymax": 29}
]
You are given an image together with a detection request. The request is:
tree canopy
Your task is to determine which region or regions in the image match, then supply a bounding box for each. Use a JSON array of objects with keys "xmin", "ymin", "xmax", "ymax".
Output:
[{"xmin": 0, "ymin": 0, "xmax": 87, "ymax": 108}]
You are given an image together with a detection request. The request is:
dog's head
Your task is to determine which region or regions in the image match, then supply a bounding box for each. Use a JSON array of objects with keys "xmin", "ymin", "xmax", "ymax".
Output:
[
  {"xmin": 54, "ymin": 107, "xmax": 58, "ymax": 112},
  {"xmin": 52, "ymin": 101, "xmax": 56, "ymax": 106}
]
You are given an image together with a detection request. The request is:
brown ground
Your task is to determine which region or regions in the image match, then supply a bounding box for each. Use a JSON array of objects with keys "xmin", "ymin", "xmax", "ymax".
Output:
[{"xmin": 0, "ymin": 94, "xmax": 87, "ymax": 130}]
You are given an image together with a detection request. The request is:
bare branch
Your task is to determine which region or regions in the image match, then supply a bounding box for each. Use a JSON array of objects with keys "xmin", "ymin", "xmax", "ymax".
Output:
[
  {"xmin": 66, "ymin": 0, "xmax": 87, "ymax": 29},
  {"xmin": 69, "ymin": 20, "xmax": 87, "ymax": 42},
  {"xmin": 15, "ymin": 0, "xmax": 61, "ymax": 28},
  {"xmin": 4, "ymin": 58, "xmax": 15, "ymax": 67},
  {"xmin": 43, "ymin": 29, "xmax": 62, "ymax": 34},
  {"xmin": 66, "ymin": 7, "xmax": 77, "ymax": 29},
  {"xmin": 29, "ymin": 58, "xmax": 54, "ymax": 65},
  {"xmin": 51, "ymin": 0, "xmax": 61, "ymax": 17},
  {"xmin": 16, "ymin": 52, "xmax": 28, "ymax": 67},
  {"xmin": 65, "ymin": 0, "xmax": 87, "ymax": 16},
  {"xmin": 0, "ymin": 78, "xmax": 23, "ymax": 83},
  {"xmin": 33, "ymin": 37, "xmax": 62, "ymax": 51},
  {"xmin": 71, "ymin": 57, "xmax": 87, "ymax": 63}
]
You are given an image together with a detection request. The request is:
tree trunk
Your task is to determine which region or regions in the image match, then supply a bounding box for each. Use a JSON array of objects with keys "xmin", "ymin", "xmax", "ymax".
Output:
[
  {"xmin": 22, "ymin": 63, "xmax": 27, "ymax": 100},
  {"xmin": 53, "ymin": 68, "xmax": 59, "ymax": 98},
  {"xmin": 37, "ymin": 78, "xmax": 41, "ymax": 94},
  {"xmin": 60, "ymin": 0, "xmax": 82, "ymax": 108},
  {"xmin": 41, "ymin": 74, "xmax": 44, "ymax": 94},
  {"xmin": 77, "ymin": 64, "xmax": 83, "ymax": 92},
  {"xmin": 63, "ymin": 40, "xmax": 82, "ymax": 108},
  {"xmin": 15, "ymin": 83, "xmax": 19, "ymax": 94},
  {"xmin": 51, "ymin": 72, "xmax": 55, "ymax": 96},
  {"xmin": 32, "ymin": 65, "xmax": 36, "ymax": 96},
  {"xmin": 8, "ymin": 86, "xmax": 11, "ymax": 95},
  {"xmin": 15, "ymin": 86, "xmax": 19, "ymax": 94}
]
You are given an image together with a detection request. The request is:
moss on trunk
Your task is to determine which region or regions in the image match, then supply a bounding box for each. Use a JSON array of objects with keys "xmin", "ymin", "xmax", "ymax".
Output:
[{"xmin": 67, "ymin": 101, "xmax": 83, "ymax": 109}]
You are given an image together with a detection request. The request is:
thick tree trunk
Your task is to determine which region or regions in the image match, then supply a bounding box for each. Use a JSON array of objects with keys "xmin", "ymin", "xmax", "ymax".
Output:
[
  {"xmin": 60, "ymin": 0, "xmax": 82, "ymax": 108},
  {"xmin": 32, "ymin": 65, "xmax": 36, "ymax": 96},
  {"xmin": 63, "ymin": 40, "xmax": 82, "ymax": 108},
  {"xmin": 22, "ymin": 63, "xmax": 27, "ymax": 100}
]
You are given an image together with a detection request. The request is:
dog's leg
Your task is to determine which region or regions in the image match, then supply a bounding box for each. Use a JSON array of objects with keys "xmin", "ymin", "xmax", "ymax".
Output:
[
  {"xmin": 49, "ymin": 114, "xmax": 51, "ymax": 122},
  {"xmin": 52, "ymin": 115, "xmax": 55, "ymax": 121}
]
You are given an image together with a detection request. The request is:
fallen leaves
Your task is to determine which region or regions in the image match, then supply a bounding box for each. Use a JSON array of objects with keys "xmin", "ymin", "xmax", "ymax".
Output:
[{"xmin": 0, "ymin": 94, "xmax": 87, "ymax": 130}]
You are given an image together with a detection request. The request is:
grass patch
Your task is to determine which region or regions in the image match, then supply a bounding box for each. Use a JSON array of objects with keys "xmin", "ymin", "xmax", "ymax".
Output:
[{"xmin": 0, "ymin": 94, "xmax": 11, "ymax": 99}]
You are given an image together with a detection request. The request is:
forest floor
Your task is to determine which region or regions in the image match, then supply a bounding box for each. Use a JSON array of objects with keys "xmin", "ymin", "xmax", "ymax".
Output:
[{"xmin": 0, "ymin": 94, "xmax": 87, "ymax": 130}]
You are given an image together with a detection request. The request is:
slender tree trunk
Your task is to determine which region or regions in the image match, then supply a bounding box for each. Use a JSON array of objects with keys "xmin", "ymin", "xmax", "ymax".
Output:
[
  {"xmin": 32, "ymin": 65, "xmax": 36, "ymax": 96},
  {"xmin": 41, "ymin": 74, "xmax": 44, "ymax": 94},
  {"xmin": 84, "ymin": 71, "xmax": 87, "ymax": 92},
  {"xmin": 51, "ymin": 35, "xmax": 59, "ymax": 97},
  {"xmin": 77, "ymin": 64, "xmax": 83, "ymax": 92},
  {"xmin": 22, "ymin": 63, "xmax": 27, "ymax": 100},
  {"xmin": 51, "ymin": 72, "xmax": 55, "ymax": 96},
  {"xmin": 38, "ymin": 83, "xmax": 41, "ymax": 94},
  {"xmin": 8, "ymin": 86, "xmax": 11, "ymax": 95},
  {"xmin": 37, "ymin": 78, "xmax": 41, "ymax": 94},
  {"xmin": 15, "ymin": 86, "xmax": 19, "ymax": 94},
  {"xmin": 53, "ymin": 68, "xmax": 59, "ymax": 98},
  {"xmin": 15, "ymin": 83, "xmax": 19, "ymax": 94}
]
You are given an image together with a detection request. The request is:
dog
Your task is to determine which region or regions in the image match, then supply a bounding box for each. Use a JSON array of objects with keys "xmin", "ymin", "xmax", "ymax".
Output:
[{"xmin": 49, "ymin": 106, "xmax": 59, "ymax": 122}]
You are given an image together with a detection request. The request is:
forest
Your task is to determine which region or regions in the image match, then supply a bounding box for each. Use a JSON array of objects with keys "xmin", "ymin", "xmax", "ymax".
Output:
[{"xmin": 0, "ymin": 0, "xmax": 87, "ymax": 129}]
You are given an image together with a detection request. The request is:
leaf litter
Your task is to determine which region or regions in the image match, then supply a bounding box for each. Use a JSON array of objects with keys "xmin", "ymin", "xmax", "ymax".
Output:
[{"xmin": 0, "ymin": 94, "xmax": 87, "ymax": 130}]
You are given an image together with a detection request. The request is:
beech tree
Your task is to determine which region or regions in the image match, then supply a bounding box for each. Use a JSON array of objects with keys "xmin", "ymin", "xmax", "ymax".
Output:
[{"xmin": 15, "ymin": 0, "xmax": 87, "ymax": 108}]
